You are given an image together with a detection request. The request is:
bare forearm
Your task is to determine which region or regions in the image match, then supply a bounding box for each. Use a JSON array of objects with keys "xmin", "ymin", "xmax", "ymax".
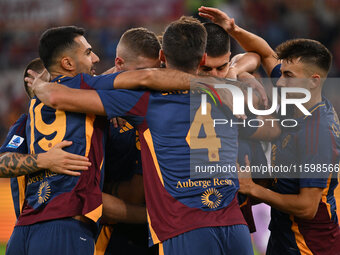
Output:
[
  {"xmin": 247, "ymin": 184, "xmax": 320, "ymax": 219},
  {"xmin": 230, "ymin": 53, "xmax": 261, "ymax": 75},
  {"xmin": 0, "ymin": 153, "xmax": 40, "ymax": 177},
  {"xmin": 114, "ymin": 68, "xmax": 194, "ymax": 90},
  {"xmin": 229, "ymin": 25, "xmax": 278, "ymax": 76},
  {"xmin": 35, "ymin": 83, "xmax": 106, "ymax": 115},
  {"xmin": 102, "ymin": 193, "xmax": 147, "ymax": 224}
]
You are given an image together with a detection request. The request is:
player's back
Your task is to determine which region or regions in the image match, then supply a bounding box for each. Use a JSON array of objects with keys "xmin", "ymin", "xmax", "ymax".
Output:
[
  {"xmin": 97, "ymin": 86, "xmax": 249, "ymax": 243},
  {"xmin": 137, "ymin": 90, "xmax": 246, "ymax": 243},
  {"xmin": 18, "ymin": 74, "xmax": 110, "ymax": 226},
  {"xmin": 144, "ymin": 90, "xmax": 239, "ymax": 203}
]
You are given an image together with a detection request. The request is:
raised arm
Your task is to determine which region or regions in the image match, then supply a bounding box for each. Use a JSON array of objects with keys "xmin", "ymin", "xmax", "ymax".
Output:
[
  {"xmin": 199, "ymin": 6, "xmax": 279, "ymax": 76},
  {"xmin": 0, "ymin": 141, "xmax": 90, "ymax": 177}
]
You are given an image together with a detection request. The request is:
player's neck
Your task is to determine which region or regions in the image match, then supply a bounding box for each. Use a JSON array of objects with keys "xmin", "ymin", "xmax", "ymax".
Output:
[
  {"xmin": 49, "ymin": 70, "xmax": 77, "ymax": 80},
  {"xmin": 166, "ymin": 63, "xmax": 198, "ymax": 75},
  {"xmin": 294, "ymin": 93, "xmax": 322, "ymax": 118}
]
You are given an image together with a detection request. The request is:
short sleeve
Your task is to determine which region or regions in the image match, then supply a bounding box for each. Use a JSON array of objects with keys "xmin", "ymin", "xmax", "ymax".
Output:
[
  {"xmin": 97, "ymin": 89, "xmax": 149, "ymax": 125},
  {"xmin": 0, "ymin": 114, "xmax": 28, "ymax": 154},
  {"xmin": 270, "ymin": 64, "xmax": 281, "ymax": 79},
  {"xmin": 82, "ymin": 72, "xmax": 123, "ymax": 90},
  {"xmin": 270, "ymin": 64, "xmax": 281, "ymax": 87}
]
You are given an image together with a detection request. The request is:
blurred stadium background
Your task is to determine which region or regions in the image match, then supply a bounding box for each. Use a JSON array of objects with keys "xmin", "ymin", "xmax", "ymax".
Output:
[{"xmin": 0, "ymin": 0, "xmax": 339, "ymax": 254}]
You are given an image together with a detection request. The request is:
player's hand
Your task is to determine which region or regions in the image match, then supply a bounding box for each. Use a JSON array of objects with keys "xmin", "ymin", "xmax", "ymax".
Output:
[
  {"xmin": 198, "ymin": 6, "xmax": 236, "ymax": 33},
  {"xmin": 237, "ymin": 155, "xmax": 255, "ymax": 195},
  {"xmin": 238, "ymin": 72, "xmax": 268, "ymax": 109},
  {"xmin": 225, "ymin": 66, "xmax": 238, "ymax": 80},
  {"xmin": 25, "ymin": 69, "xmax": 50, "ymax": 90},
  {"xmin": 110, "ymin": 117, "xmax": 127, "ymax": 128},
  {"xmin": 37, "ymin": 140, "xmax": 91, "ymax": 176}
]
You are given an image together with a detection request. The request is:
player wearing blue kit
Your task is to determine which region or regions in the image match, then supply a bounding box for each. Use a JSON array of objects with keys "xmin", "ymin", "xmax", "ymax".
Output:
[
  {"xmin": 24, "ymin": 23, "xmax": 236, "ymax": 255},
  {"xmin": 96, "ymin": 27, "xmax": 161, "ymax": 255},
  {"xmin": 96, "ymin": 17, "xmax": 280, "ymax": 255},
  {"xmin": 199, "ymin": 8, "xmax": 340, "ymax": 254},
  {"xmin": 199, "ymin": 22, "xmax": 269, "ymax": 234},
  {"xmin": 29, "ymin": 17, "xmax": 282, "ymax": 255},
  {"xmin": 5, "ymin": 27, "xmax": 120, "ymax": 255},
  {"xmin": 239, "ymin": 39, "xmax": 340, "ymax": 255},
  {"xmin": 0, "ymin": 58, "xmax": 90, "ymax": 220}
]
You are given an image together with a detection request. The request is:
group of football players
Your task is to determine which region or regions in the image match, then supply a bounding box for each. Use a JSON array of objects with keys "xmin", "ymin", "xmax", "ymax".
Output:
[{"xmin": 0, "ymin": 6, "xmax": 339, "ymax": 255}]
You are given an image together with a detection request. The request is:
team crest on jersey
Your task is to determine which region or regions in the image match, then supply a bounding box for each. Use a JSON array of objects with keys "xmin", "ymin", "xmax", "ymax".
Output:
[
  {"xmin": 38, "ymin": 181, "xmax": 51, "ymax": 204},
  {"xmin": 6, "ymin": 135, "xmax": 24, "ymax": 149},
  {"xmin": 282, "ymin": 135, "xmax": 291, "ymax": 149},
  {"xmin": 201, "ymin": 188, "xmax": 222, "ymax": 209}
]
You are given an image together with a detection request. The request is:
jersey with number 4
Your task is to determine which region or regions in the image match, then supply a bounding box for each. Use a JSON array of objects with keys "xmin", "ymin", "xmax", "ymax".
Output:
[{"xmin": 97, "ymin": 87, "xmax": 253, "ymax": 244}]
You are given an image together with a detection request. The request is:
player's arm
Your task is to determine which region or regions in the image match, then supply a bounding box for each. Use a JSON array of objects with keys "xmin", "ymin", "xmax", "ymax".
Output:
[
  {"xmin": 238, "ymin": 157, "xmax": 322, "ymax": 219},
  {"xmin": 28, "ymin": 67, "xmax": 194, "ymax": 91},
  {"xmin": 248, "ymin": 114, "xmax": 281, "ymax": 141},
  {"xmin": 0, "ymin": 141, "xmax": 91, "ymax": 177},
  {"xmin": 26, "ymin": 68, "xmax": 195, "ymax": 114},
  {"xmin": 102, "ymin": 192, "xmax": 146, "ymax": 224},
  {"xmin": 114, "ymin": 174, "xmax": 145, "ymax": 204},
  {"xmin": 240, "ymin": 179, "xmax": 322, "ymax": 220},
  {"xmin": 241, "ymin": 76, "xmax": 280, "ymax": 140},
  {"xmin": 221, "ymin": 77, "xmax": 280, "ymax": 140},
  {"xmin": 228, "ymin": 52, "xmax": 261, "ymax": 78},
  {"xmin": 198, "ymin": 6, "xmax": 279, "ymax": 76}
]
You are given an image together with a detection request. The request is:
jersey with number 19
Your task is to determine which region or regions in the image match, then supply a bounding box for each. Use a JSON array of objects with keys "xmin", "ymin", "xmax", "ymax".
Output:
[
  {"xmin": 97, "ymin": 86, "xmax": 253, "ymax": 245},
  {"xmin": 17, "ymin": 73, "xmax": 118, "ymax": 226}
]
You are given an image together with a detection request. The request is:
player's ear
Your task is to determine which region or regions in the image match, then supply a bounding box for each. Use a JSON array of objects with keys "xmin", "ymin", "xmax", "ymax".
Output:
[
  {"xmin": 115, "ymin": 57, "xmax": 124, "ymax": 71},
  {"xmin": 199, "ymin": 53, "xmax": 207, "ymax": 66},
  {"xmin": 61, "ymin": 57, "xmax": 75, "ymax": 71},
  {"xmin": 159, "ymin": 49, "xmax": 166, "ymax": 62},
  {"xmin": 310, "ymin": 73, "xmax": 321, "ymax": 89}
]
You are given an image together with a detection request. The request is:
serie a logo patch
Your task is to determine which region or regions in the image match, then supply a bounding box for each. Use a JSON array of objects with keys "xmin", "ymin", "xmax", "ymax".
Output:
[{"xmin": 6, "ymin": 135, "xmax": 24, "ymax": 149}]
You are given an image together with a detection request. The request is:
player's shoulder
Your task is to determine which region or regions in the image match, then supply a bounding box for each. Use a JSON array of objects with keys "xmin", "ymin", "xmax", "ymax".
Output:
[
  {"xmin": 53, "ymin": 74, "xmax": 81, "ymax": 89},
  {"xmin": 0, "ymin": 114, "xmax": 28, "ymax": 153},
  {"xmin": 301, "ymin": 98, "xmax": 334, "ymax": 128},
  {"xmin": 297, "ymin": 98, "xmax": 339, "ymax": 144},
  {"xmin": 9, "ymin": 114, "xmax": 27, "ymax": 136}
]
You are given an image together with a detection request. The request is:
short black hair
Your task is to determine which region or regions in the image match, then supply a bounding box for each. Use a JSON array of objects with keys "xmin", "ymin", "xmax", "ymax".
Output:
[
  {"xmin": 162, "ymin": 16, "xmax": 207, "ymax": 72},
  {"xmin": 39, "ymin": 26, "xmax": 85, "ymax": 70},
  {"xmin": 204, "ymin": 23, "xmax": 230, "ymax": 57},
  {"xmin": 23, "ymin": 58, "xmax": 45, "ymax": 99},
  {"xmin": 119, "ymin": 27, "xmax": 161, "ymax": 59},
  {"xmin": 275, "ymin": 39, "xmax": 332, "ymax": 73}
]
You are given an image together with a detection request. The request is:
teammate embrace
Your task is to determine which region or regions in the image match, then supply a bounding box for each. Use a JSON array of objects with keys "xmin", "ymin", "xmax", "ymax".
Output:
[{"xmin": 1, "ymin": 6, "xmax": 339, "ymax": 255}]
